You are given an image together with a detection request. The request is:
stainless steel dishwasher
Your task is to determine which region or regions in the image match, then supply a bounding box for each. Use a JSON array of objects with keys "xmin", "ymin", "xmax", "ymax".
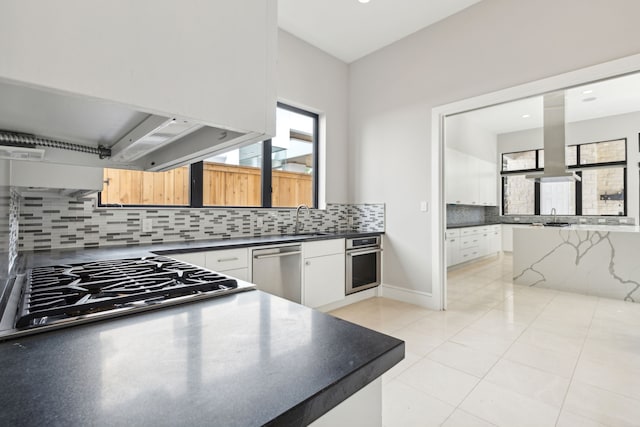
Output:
[{"xmin": 251, "ymin": 244, "xmax": 302, "ymax": 303}]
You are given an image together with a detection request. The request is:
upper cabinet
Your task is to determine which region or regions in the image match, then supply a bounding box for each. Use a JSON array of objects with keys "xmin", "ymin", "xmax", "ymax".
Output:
[
  {"xmin": 0, "ymin": 1, "xmax": 277, "ymax": 171},
  {"xmin": 446, "ymin": 148, "xmax": 498, "ymax": 206}
]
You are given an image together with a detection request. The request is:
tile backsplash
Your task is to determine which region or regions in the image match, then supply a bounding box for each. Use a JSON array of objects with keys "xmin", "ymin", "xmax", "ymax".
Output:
[
  {"xmin": 446, "ymin": 204, "xmax": 499, "ymax": 226},
  {"xmin": 18, "ymin": 196, "xmax": 385, "ymax": 251}
]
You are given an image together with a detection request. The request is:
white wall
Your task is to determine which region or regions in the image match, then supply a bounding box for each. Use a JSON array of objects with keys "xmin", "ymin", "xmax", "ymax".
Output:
[
  {"xmin": 498, "ymin": 111, "xmax": 640, "ymax": 221},
  {"xmin": 277, "ymin": 30, "xmax": 350, "ymax": 205},
  {"xmin": 445, "ymin": 114, "xmax": 497, "ymax": 163},
  {"xmin": 348, "ymin": 0, "xmax": 640, "ymax": 295}
]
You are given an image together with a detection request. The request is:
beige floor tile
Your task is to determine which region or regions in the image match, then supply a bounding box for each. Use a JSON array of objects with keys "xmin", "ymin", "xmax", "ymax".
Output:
[
  {"xmin": 449, "ymin": 326, "xmax": 515, "ymax": 356},
  {"xmin": 515, "ymin": 327, "xmax": 584, "ymax": 358},
  {"xmin": 484, "ymin": 358, "xmax": 570, "ymax": 407},
  {"xmin": 427, "ymin": 341, "xmax": 500, "ymax": 378},
  {"xmin": 581, "ymin": 337, "xmax": 640, "ymax": 372},
  {"xmin": 573, "ymin": 356, "xmax": 640, "ymax": 401},
  {"xmin": 563, "ymin": 380, "xmax": 640, "ymax": 427},
  {"xmin": 503, "ymin": 340, "xmax": 579, "ymax": 378},
  {"xmin": 441, "ymin": 409, "xmax": 496, "ymax": 427},
  {"xmin": 460, "ymin": 381, "xmax": 560, "ymax": 427},
  {"xmin": 556, "ymin": 410, "xmax": 610, "ymax": 427},
  {"xmin": 382, "ymin": 379, "xmax": 455, "ymax": 427},
  {"xmin": 396, "ymin": 358, "xmax": 480, "ymax": 406}
]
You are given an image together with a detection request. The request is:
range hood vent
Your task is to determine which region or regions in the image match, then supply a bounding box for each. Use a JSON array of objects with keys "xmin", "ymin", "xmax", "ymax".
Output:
[{"xmin": 526, "ymin": 91, "xmax": 581, "ymax": 183}]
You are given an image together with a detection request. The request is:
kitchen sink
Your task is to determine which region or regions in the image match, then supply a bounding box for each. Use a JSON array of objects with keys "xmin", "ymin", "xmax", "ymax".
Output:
[
  {"xmin": 281, "ymin": 232, "xmax": 332, "ymax": 237},
  {"xmin": 543, "ymin": 222, "xmax": 571, "ymax": 227}
]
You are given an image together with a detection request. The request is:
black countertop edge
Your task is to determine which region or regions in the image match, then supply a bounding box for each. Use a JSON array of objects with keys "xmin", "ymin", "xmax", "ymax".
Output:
[
  {"xmin": 271, "ymin": 331, "xmax": 404, "ymax": 426},
  {"xmin": 16, "ymin": 231, "xmax": 384, "ymax": 271},
  {"xmin": 446, "ymin": 222, "xmax": 502, "ymax": 229}
]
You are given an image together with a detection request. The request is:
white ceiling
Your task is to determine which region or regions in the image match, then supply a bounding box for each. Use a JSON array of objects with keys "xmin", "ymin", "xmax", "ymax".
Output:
[
  {"xmin": 278, "ymin": 0, "xmax": 482, "ymax": 63},
  {"xmin": 459, "ymin": 72, "xmax": 640, "ymax": 135}
]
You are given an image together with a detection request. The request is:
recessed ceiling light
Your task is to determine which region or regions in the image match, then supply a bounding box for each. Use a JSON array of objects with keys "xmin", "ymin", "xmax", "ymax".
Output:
[
  {"xmin": 358, "ymin": 0, "xmax": 370, "ymax": 3},
  {"xmin": 521, "ymin": 114, "xmax": 531, "ymax": 118},
  {"xmin": 582, "ymin": 89, "xmax": 593, "ymax": 94}
]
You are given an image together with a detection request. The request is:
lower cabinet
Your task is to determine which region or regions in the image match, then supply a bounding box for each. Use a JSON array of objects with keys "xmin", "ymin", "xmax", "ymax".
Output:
[
  {"xmin": 446, "ymin": 225, "xmax": 501, "ymax": 267},
  {"xmin": 169, "ymin": 248, "xmax": 249, "ymax": 281},
  {"xmin": 302, "ymin": 239, "xmax": 346, "ymax": 309}
]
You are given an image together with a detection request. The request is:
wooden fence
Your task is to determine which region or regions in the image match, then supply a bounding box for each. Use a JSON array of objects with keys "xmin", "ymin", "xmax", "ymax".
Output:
[{"xmin": 101, "ymin": 163, "xmax": 312, "ymax": 207}]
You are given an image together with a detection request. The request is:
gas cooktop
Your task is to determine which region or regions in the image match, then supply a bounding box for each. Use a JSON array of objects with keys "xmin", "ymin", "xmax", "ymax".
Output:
[{"xmin": 1, "ymin": 256, "xmax": 255, "ymax": 339}]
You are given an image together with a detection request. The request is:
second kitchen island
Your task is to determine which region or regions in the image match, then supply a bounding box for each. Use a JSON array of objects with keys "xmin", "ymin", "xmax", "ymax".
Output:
[{"xmin": 513, "ymin": 225, "xmax": 640, "ymax": 302}]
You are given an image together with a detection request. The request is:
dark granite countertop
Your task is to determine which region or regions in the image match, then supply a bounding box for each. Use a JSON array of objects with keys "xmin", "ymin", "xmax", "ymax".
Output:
[
  {"xmin": 0, "ymin": 290, "xmax": 404, "ymax": 426},
  {"xmin": 17, "ymin": 231, "xmax": 383, "ymax": 270},
  {"xmin": 446, "ymin": 222, "xmax": 502, "ymax": 229}
]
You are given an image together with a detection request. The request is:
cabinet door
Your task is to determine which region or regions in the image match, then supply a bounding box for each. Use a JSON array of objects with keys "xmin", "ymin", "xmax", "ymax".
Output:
[
  {"xmin": 446, "ymin": 237, "xmax": 460, "ymax": 267},
  {"xmin": 477, "ymin": 159, "xmax": 498, "ymax": 206},
  {"xmin": 446, "ymin": 148, "xmax": 468, "ymax": 204},
  {"xmin": 303, "ymin": 254, "xmax": 345, "ymax": 309}
]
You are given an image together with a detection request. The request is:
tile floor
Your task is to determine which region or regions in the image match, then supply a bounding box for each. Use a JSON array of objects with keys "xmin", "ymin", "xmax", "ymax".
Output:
[{"xmin": 329, "ymin": 253, "xmax": 640, "ymax": 427}]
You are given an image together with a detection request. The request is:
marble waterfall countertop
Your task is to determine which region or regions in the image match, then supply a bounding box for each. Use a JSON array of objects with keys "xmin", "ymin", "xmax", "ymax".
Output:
[{"xmin": 513, "ymin": 226, "xmax": 640, "ymax": 302}]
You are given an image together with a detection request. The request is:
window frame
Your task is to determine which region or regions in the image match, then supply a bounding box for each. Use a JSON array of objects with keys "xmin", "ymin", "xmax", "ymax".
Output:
[
  {"xmin": 501, "ymin": 138, "xmax": 627, "ymax": 216},
  {"xmin": 98, "ymin": 102, "xmax": 320, "ymax": 209}
]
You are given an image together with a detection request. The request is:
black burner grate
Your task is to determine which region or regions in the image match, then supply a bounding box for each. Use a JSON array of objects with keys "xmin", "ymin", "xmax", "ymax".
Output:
[{"xmin": 17, "ymin": 256, "xmax": 238, "ymax": 328}]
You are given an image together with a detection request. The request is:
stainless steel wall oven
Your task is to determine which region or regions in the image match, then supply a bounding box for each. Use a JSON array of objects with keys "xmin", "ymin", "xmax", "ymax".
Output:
[{"xmin": 345, "ymin": 236, "xmax": 382, "ymax": 295}]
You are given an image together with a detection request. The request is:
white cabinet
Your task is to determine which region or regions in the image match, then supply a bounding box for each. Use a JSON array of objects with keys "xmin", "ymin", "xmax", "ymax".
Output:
[
  {"xmin": 169, "ymin": 248, "xmax": 249, "ymax": 281},
  {"xmin": 446, "ymin": 148, "xmax": 497, "ymax": 206},
  {"xmin": 0, "ymin": 1, "xmax": 277, "ymax": 134},
  {"xmin": 447, "ymin": 225, "xmax": 501, "ymax": 267},
  {"xmin": 445, "ymin": 229, "xmax": 461, "ymax": 267},
  {"xmin": 302, "ymin": 240, "xmax": 346, "ymax": 309}
]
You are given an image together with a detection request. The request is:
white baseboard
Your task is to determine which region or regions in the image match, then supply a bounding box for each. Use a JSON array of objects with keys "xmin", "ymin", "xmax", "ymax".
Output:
[
  {"xmin": 316, "ymin": 288, "xmax": 379, "ymax": 312},
  {"xmin": 379, "ymin": 283, "xmax": 440, "ymax": 310}
]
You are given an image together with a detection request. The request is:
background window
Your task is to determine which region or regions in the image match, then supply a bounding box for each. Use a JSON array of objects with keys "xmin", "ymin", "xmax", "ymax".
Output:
[
  {"xmin": 503, "ymin": 175, "xmax": 535, "ymax": 215},
  {"xmin": 580, "ymin": 139, "xmax": 626, "ymax": 165},
  {"xmin": 540, "ymin": 181, "xmax": 575, "ymax": 215},
  {"xmin": 581, "ymin": 167, "xmax": 625, "ymax": 215},
  {"xmin": 502, "ymin": 151, "xmax": 536, "ymax": 171}
]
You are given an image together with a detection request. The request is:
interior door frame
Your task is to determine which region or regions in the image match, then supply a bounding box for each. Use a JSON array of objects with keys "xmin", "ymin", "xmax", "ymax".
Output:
[{"xmin": 430, "ymin": 53, "xmax": 640, "ymax": 310}]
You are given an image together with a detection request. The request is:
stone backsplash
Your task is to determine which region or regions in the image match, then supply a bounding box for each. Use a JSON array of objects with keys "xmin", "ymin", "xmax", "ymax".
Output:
[
  {"xmin": 447, "ymin": 204, "xmax": 499, "ymax": 226},
  {"xmin": 18, "ymin": 196, "xmax": 385, "ymax": 251}
]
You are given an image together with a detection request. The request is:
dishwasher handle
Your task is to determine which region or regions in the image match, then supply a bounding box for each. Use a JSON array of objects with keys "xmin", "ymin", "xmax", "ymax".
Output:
[{"xmin": 254, "ymin": 250, "xmax": 302, "ymax": 260}]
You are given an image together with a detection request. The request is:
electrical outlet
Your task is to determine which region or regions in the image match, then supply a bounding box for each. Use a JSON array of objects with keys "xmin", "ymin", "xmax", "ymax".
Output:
[
  {"xmin": 598, "ymin": 218, "xmax": 606, "ymax": 223},
  {"xmin": 348, "ymin": 217, "xmax": 354, "ymax": 227},
  {"xmin": 142, "ymin": 218, "xmax": 153, "ymax": 233},
  {"xmin": 514, "ymin": 217, "xmax": 520, "ymax": 222},
  {"xmin": 619, "ymin": 218, "xmax": 628, "ymax": 224},
  {"xmin": 256, "ymin": 217, "xmax": 264, "ymax": 228},
  {"xmin": 420, "ymin": 201, "xmax": 428, "ymax": 212},
  {"xmin": 579, "ymin": 218, "xmax": 587, "ymax": 223}
]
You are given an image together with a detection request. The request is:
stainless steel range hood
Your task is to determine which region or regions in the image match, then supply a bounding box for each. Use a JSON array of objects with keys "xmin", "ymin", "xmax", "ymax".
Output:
[
  {"xmin": 0, "ymin": 79, "xmax": 269, "ymax": 172},
  {"xmin": 525, "ymin": 91, "xmax": 581, "ymax": 183}
]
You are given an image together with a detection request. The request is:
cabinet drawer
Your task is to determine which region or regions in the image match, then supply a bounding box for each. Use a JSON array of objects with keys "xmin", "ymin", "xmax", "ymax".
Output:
[
  {"xmin": 460, "ymin": 227, "xmax": 482, "ymax": 236},
  {"xmin": 205, "ymin": 248, "xmax": 248, "ymax": 271},
  {"xmin": 460, "ymin": 236, "xmax": 481, "ymax": 248},
  {"xmin": 460, "ymin": 247, "xmax": 480, "ymax": 261},
  {"xmin": 445, "ymin": 229, "xmax": 460, "ymax": 239},
  {"xmin": 303, "ymin": 239, "xmax": 345, "ymax": 258}
]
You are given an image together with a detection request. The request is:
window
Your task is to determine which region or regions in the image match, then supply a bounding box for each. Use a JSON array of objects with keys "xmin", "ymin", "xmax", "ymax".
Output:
[
  {"xmin": 502, "ymin": 175, "xmax": 535, "ymax": 215},
  {"xmin": 100, "ymin": 166, "xmax": 190, "ymax": 206},
  {"xmin": 501, "ymin": 139, "xmax": 626, "ymax": 216},
  {"xmin": 99, "ymin": 103, "xmax": 319, "ymax": 208}
]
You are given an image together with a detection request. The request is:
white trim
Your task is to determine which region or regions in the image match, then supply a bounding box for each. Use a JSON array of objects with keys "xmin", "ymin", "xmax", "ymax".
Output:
[
  {"xmin": 379, "ymin": 283, "xmax": 439, "ymax": 310},
  {"xmin": 315, "ymin": 287, "xmax": 378, "ymax": 312},
  {"xmin": 431, "ymin": 53, "xmax": 640, "ymax": 311}
]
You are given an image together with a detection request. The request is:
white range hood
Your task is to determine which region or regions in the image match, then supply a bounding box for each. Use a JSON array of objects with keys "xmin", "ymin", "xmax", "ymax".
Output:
[
  {"xmin": 9, "ymin": 161, "xmax": 104, "ymax": 198},
  {"xmin": 526, "ymin": 91, "xmax": 581, "ymax": 183}
]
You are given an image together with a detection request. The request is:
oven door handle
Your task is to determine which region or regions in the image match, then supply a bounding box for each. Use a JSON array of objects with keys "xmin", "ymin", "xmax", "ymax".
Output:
[{"xmin": 347, "ymin": 248, "xmax": 383, "ymax": 256}]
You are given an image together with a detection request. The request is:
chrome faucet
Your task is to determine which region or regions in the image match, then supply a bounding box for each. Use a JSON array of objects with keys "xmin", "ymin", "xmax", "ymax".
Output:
[
  {"xmin": 294, "ymin": 204, "xmax": 310, "ymax": 234},
  {"xmin": 550, "ymin": 207, "xmax": 557, "ymax": 223}
]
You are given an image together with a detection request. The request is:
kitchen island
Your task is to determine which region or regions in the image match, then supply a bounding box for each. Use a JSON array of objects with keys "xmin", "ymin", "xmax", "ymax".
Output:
[
  {"xmin": 513, "ymin": 225, "xmax": 640, "ymax": 302},
  {"xmin": 0, "ymin": 289, "xmax": 403, "ymax": 426}
]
